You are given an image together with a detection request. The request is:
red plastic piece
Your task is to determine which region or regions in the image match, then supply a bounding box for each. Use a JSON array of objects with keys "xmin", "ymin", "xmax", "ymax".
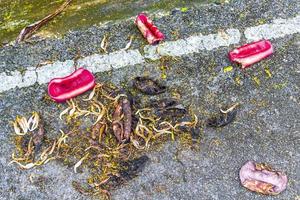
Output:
[
  {"xmin": 48, "ymin": 68, "xmax": 96, "ymax": 102},
  {"xmin": 229, "ymin": 40, "xmax": 274, "ymax": 68},
  {"xmin": 135, "ymin": 13, "xmax": 164, "ymax": 45}
]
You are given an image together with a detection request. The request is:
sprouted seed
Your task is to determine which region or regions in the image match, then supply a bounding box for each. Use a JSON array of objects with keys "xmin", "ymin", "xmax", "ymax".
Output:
[
  {"xmin": 101, "ymin": 35, "xmax": 109, "ymax": 53},
  {"xmin": 122, "ymin": 35, "xmax": 134, "ymax": 51},
  {"xmin": 74, "ymin": 153, "xmax": 90, "ymax": 173},
  {"xmin": 10, "ymin": 82, "xmax": 197, "ymax": 199}
]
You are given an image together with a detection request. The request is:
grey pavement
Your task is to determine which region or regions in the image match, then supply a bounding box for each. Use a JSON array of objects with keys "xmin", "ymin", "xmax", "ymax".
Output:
[{"xmin": 0, "ymin": 0, "xmax": 299, "ymax": 200}]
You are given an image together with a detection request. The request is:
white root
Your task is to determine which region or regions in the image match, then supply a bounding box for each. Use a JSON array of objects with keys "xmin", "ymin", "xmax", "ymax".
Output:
[
  {"xmin": 83, "ymin": 88, "xmax": 95, "ymax": 101},
  {"xmin": 100, "ymin": 35, "xmax": 108, "ymax": 53},
  {"xmin": 59, "ymin": 107, "xmax": 70, "ymax": 120},
  {"xmin": 122, "ymin": 35, "xmax": 134, "ymax": 51},
  {"xmin": 28, "ymin": 112, "xmax": 40, "ymax": 131},
  {"xmin": 220, "ymin": 103, "xmax": 239, "ymax": 114},
  {"xmin": 10, "ymin": 161, "xmax": 36, "ymax": 169},
  {"xmin": 74, "ymin": 153, "xmax": 89, "ymax": 173}
]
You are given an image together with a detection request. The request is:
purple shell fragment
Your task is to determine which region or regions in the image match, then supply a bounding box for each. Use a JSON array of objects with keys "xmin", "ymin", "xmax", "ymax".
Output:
[{"xmin": 239, "ymin": 161, "xmax": 288, "ymax": 195}]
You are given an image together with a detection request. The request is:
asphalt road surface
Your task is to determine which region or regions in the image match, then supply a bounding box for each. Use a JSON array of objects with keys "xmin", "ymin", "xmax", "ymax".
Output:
[{"xmin": 0, "ymin": 0, "xmax": 299, "ymax": 199}]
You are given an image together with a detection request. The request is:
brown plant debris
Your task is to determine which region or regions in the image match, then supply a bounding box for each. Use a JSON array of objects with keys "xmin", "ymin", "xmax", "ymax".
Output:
[{"xmin": 10, "ymin": 82, "xmax": 197, "ymax": 199}]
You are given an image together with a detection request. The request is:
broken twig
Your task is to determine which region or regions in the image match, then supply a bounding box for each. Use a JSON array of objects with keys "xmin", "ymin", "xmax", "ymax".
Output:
[{"xmin": 15, "ymin": 0, "xmax": 72, "ymax": 44}]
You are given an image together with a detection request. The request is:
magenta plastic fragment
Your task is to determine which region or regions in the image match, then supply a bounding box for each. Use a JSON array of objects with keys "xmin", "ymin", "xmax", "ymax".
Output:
[
  {"xmin": 135, "ymin": 13, "xmax": 164, "ymax": 45},
  {"xmin": 239, "ymin": 161, "xmax": 288, "ymax": 195},
  {"xmin": 229, "ymin": 40, "xmax": 274, "ymax": 68},
  {"xmin": 48, "ymin": 68, "xmax": 96, "ymax": 102}
]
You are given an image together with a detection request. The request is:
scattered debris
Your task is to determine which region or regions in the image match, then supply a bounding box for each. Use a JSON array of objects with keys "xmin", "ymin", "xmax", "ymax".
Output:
[
  {"xmin": 207, "ymin": 103, "xmax": 239, "ymax": 127},
  {"xmin": 133, "ymin": 77, "xmax": 166, "ymax": 95},
  {"xmin": 10, "ymin": 112, "xmax": 57, "ymax": 170},
  {"xmin": 15, "ymin": 0, "xmax": 72, "ymax": 44},
  {"xmin": 229, "ymin": 40, "xmax": 274, "ymax": 68},
  {"xmin": 11, "ymin": 80, "xmax": 196, "ymax": 199},
  {"xmin": 48, "ymin": 68, "xmax": 96, "ymax": 102},
  {"xmin": 13, "ymin": 112, "xmax": 40, "ymax": 136},
  {"xmin": 135, "ymin": 13, "xmax": 164, "ymax": 45},
  {"xmin": 239, "ymin": 161, "xmax": 288, "ymax": 195}
]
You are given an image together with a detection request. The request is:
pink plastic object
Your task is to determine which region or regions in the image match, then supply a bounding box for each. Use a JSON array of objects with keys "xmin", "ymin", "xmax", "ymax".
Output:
[
  {"xmin": 229, "ymin": 40, "xmax": 274, "ymax": 68},
  {"xmin": 135, "ymin": 13, "xmax": 164, "ymax": 45},
  {"xmin": 48, "ymin": 68, "xmax": 96, "ymax": 102}
]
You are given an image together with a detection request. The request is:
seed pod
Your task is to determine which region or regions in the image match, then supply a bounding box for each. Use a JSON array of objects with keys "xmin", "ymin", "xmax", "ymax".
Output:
[
  {"xmin": 135, "ymin": 13, "xmax": 164, "ymax": 45},
  {"xmin": 229, "ymin": 40, "xmax": 273, "ymax": 68},
  {"xmin": 133, "ymin": 77, "xmax": 166, "ymax": 95},
  {"xmin": 122, "ymin": 99, "xmax": 132, "ymax": 141},
  {"xmin": 207, "ymin": 104, "xmax": 239, "ymax": 127},
  {"xmin": 48, "ymin": 68, "xmax": 96, "ymax": 102},
  {"xmin": 239, "ymin": 161, "xmax": 288, "ymax": 195},
  {"xmin": 206, "ymin": 110, "xmax": 237, "ymax": 127},
  {"xmin": 112, "ymin": 103, "xmax": 123, "ymax": 143}
]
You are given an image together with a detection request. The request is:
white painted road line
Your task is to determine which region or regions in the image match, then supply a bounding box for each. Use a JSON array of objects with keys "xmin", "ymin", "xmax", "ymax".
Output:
[
  {"xmin": 144, "ymin": 29, "xmax": 240, "ymax": 60},
  {"xmin": 1, "ymin": 15, "xmax": 300, "ymax": 93},
  {"xmin": 245, "ymin": 15, "xmax": 300, "ymax": 41},
  {"xmin": 78, "ymin": 49, "xmax": 145, "ymax": 73}
]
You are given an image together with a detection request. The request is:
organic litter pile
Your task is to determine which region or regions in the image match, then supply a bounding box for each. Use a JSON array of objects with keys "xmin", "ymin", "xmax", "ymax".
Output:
[{"xmin": 10, "ymin": 81, "xmax": 198, "ymax": 199}]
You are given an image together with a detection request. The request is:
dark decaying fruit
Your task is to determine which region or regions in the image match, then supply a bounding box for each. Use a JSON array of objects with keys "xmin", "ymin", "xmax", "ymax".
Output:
[
  {"xmin": 105, "ymin": 155, "xmax": 149, "ymax": 188},
  {"xmin": 206, "ymin": 104, "xmax": 238, "ymax": 127},
  {"xmin": 239, "ymin": 161, "xmax": 288, "ymax": 195},
  {"xmin": 133, "ymin": 77, "xmax": 166, "ymax": 95},
  {"xmin": 150, "ymin": 98, "xmax": 187, "ymax": 119},
  {"xmin": 206, "ymin": 110, "xmax": 237, "ymax": 127}
]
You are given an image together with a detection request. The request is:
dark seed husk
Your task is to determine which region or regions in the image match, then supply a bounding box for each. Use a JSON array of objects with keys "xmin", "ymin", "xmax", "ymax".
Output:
[
  {"xmin": 33, "ymin": 117, "xmax": 45, "ymax": 154},
  {"xmin": 133, "ymin": 77, "xmax": 166, "ymax": 95},
  {"xmin": 105, "ymin": 155, "xmax": 149, "ymax": 189},
  {"xmin": 150, "ymin": 98, "xmax": 178, "ymax": 109},
  {"xmin": 206, "ymin": 110, "xmax": 237, "ymax": 127}
]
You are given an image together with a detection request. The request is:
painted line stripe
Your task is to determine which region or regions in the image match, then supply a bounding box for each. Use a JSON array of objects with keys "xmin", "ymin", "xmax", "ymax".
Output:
[
  {"xmin": 245, "ymin": 15, "xmax": 300, "ymax": 41},
  {"xmin": 1, "ymin": 15, "xmax": 300, "ymax": 93},
  {"xmin": 144, "ymin": 29, "xmax": 240, "ymax": 60},
  {"xmin": 0, "ymin": 29, "xmax": 241, "ymax": 93}
]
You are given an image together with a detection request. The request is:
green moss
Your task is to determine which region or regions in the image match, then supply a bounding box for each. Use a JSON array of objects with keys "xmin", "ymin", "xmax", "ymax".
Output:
[{"xmin": 0, "ymin": 0, "xmax": 217, "ymax": 44}]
